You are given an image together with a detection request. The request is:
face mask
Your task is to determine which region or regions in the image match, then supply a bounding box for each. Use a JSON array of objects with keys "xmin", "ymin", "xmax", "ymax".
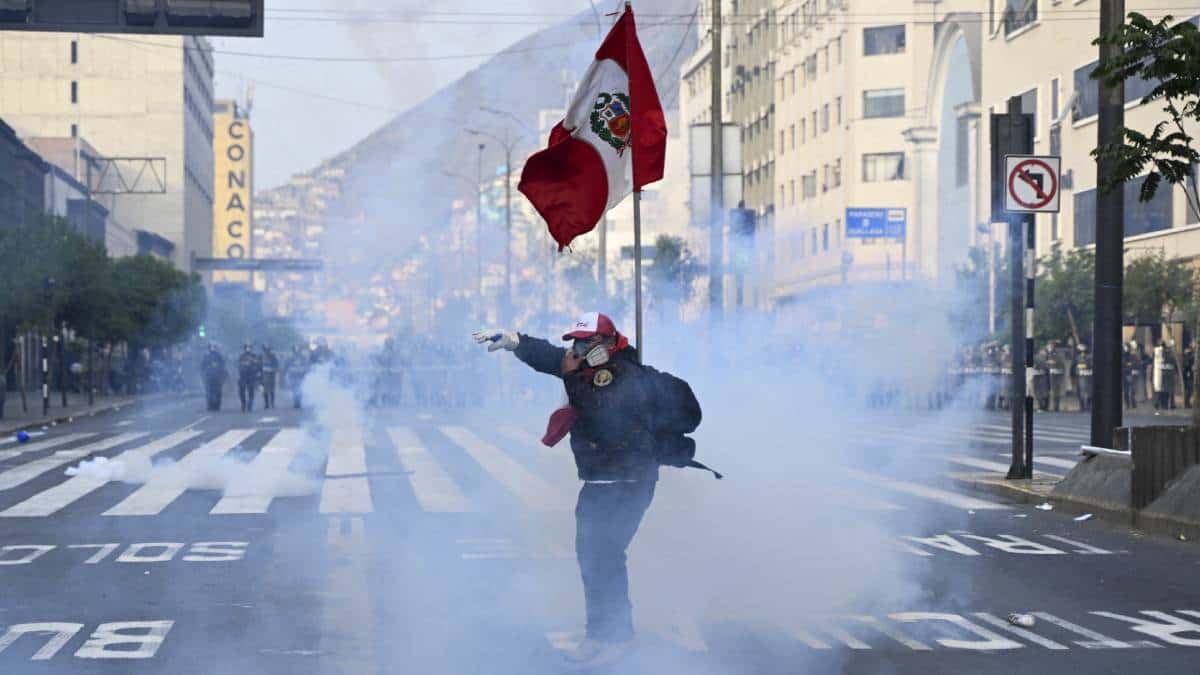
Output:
[{"xmin": 573, "ymin": 340, "xmax": 610, "ymax": 367}]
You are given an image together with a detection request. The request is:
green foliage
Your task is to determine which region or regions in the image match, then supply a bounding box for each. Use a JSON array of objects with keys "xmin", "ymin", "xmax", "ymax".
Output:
[
  {"xmin": 0, "ymin": 216, "xmax": 204, "ymax": 349},
  {"xmin": 1092, "ymin": 13, "xmax": 1200, "ymax": 220},
  {"xmin": 1123, "ymin": 251, "xmax": 1194, "ymax": 326},
  {"xmin": 1036, "ymin": 243, "xmax": 1095, "ymax": 344},
  {"xmin": 647, "ymin": 234, "xmax": 699, "ymax": 308}
]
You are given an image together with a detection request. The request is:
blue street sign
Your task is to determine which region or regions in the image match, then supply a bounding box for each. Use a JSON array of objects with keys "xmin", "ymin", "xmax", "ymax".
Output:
[{"xmin": 845, "ymin": 207, "xmax": 907, "ymax": 239}]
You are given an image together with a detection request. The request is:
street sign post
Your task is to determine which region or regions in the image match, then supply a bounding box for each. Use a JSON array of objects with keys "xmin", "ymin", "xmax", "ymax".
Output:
[{"xmin": 1005, "ymin": 155, "xmax": 1061, "ymax": 213}]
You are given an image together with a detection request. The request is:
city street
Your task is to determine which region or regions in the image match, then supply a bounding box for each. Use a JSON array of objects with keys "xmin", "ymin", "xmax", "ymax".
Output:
[{"xmin": 1, "ymin": 398, "xmax": 1198, "ymax": 674}]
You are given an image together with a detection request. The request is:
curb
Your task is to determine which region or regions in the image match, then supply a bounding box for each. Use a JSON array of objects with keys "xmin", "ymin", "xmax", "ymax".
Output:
[
  {"xmin": 952, "ymin": 471, "xmax": 1195, "ymax": 541},
  {"xmin": 0, "ymin": 393, "xmax": 199, "ymax": 437}
]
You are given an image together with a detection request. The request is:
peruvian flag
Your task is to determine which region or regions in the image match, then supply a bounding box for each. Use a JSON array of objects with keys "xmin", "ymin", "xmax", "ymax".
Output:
[{"xmin": 518, "ymin": 5, "xmax": 666, "ymax": 251}]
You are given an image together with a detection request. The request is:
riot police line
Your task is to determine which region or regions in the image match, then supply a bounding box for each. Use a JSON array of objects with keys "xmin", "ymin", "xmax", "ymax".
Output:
[
  {"xmin": 196, "ymin": 337, "xmax": 487, "ymax": 412},
  {"xmin": 921, "ymin": 339, "xmax": 1197, "ymax": 413}
]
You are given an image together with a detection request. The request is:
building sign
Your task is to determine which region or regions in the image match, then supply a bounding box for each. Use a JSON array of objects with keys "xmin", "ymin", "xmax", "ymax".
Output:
[
  {"xmin": 213, "ymin": 101, "xmax": 252, "ymax": 283},
  {"xmin": 845, "ymin": 207, "xmax": 906, "ymax": 239}
]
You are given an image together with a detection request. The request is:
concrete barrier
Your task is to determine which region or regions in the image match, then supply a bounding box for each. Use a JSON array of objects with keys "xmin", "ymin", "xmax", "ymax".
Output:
[
  {"xmin": 1127, "ymin": 426, "xmax": 1200, "ymax": 509},
  {"xmin": 1049, "ymin": 454, "xmax": 1132, "ymax": 514}
]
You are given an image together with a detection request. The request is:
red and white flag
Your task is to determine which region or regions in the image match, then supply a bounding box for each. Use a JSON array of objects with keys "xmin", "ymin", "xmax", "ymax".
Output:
[{"xmin": 518, "ymin": 5, "xmax": 666, "ymax": 251}]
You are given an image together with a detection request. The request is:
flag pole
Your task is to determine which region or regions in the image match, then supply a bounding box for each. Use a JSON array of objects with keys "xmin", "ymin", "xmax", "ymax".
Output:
[
  {"xmin": 633, "ymin": 189, "xmax": 643, "ymax": 363},
  {"xmin": 624, "ymin": 0, "xmax": 644, "ymax": 363}
]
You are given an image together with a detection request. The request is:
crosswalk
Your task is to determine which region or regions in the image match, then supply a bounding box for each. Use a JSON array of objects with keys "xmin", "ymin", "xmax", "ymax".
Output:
[{"xmin": 0, "ymin": 416, "xmax": 1076, "ymax": 521}]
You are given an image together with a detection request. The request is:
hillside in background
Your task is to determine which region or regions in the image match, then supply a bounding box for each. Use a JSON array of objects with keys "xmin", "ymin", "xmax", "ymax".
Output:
[{"xmin": 257, "ymin": 1, "xmax": 698, "ymax": 293}]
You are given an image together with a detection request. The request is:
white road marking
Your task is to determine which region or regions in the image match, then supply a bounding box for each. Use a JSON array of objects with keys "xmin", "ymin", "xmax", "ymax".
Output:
[
  {"xmin": 0, "ymin": 433, "xmax": 146, "ymax": 491},
  {"xmin": 0, "ymin": 433, "xmax": 97, "ymax": 463},
  {"xmin": 943, "ymin": 454, "xmax": 1063, "ymax": 478},
  {"xmin": 848, "ymin": 616, "xmax": 931, "ymax": 651},
  {"xmin": 102, "ymin": 429, "xmax": 256, "ymax": 516},
  {"xmin": 1042, "ymin": 535, "xmax": 1113, "ymax": 555},
  {"xmin": 319, "ymin": 426, "xmax": 373, "ymax": 514},
  {"xmin": 440, "ymin": 426, "xmax": 570, "ymax": 512},
  {"xmin": 847, "ymin": 469, "xmax": 1010, "ymax": 510},
  {"xmin": 1031, "ymin": 612, "xmax": 1139, "ymax": 649},
  {"xmin": 387, "ymin": 427, "xmax": 472, "ymax": 513},
  {"xmin": 210, "ymin": 429, "xmax": 306, "ymax": 514},
  {"xmin": 971, "ymin": 612, "xmax": 1069, "ymax": 650},
  {"xmin": 0, "ymin": 430, "xmax": 202, "ymax": 517}
]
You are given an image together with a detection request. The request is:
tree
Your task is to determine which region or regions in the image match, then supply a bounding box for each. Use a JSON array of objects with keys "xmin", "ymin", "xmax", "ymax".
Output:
[
  {"xmin": 1092, "ymin": 13, "xmax": 1200, "ymax": 222},
  {"xmin": 951, "ymin": 245, "xmax": 1009, "ymax": 343},
  {"xmin": 1123, "ymin": 251, "xmax": 1193, "ymax": 332},
  {"xmin": 1037, "ymin": 244, "xmax": 1096, "ymax": 346},
  {"xmin": 646, "ymin": 234, "xmax": 699, "ymax": 313}
]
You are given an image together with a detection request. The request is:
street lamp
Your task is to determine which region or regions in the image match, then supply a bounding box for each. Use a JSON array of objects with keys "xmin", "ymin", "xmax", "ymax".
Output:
[{"xmin": 468, "ymin": 127, "xmax": 524, "ymax": 324}]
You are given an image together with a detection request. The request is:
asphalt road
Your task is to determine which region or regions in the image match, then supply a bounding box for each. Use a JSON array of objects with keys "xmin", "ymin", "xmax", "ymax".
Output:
[{"xmin": 1, "ymin": 395, "xmax": 1198, "ymax": 674}]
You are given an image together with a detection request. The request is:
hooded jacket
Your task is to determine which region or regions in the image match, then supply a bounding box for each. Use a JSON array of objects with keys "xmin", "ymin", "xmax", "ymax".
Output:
[{"xmin": 514, "ymin": 334, "xmax": 701, "ymax": 482}]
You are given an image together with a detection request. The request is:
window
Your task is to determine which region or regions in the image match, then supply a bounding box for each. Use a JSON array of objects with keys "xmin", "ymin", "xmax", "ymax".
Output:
[
  {"xmin": 821, "ymin": 104, "xmax": 829, "ymax": 132},
  {"xmin": 863, "ymin": 25, "xmax": 905, "ymax": 55},
  {"xmin": 70, "ymin": 123, "xmax": 77, "ymax": 137},
  {"xmin": 811, "ymin": 110, "xmax": 818, "ymax": 135},
  {"xmin": 835, "ymin": 96, "xmax": 842, "ymax": 125},
  {"xmin": 863, "ymin": 88, "xmax": 905, "ymax": 118},
  {"xmin": 822, "ymin": 223, "xmax": 829, "ymax": 251},
  {"xmin": 789, "ymin": 124, "xmax": 796, "ymax": 149},
  {"xmin": 955, "ymin": 116, "xmax": 970, "ymax": 187},
  {"xmin": 832, "ymin": 158, "xmax": 842, "ymax": 188},
  {"xmin": 863, "ymin": 152, "xmax": 906, "ymax": 182},
  {"xmin": 835, "ymin": 218, "xmax": 842, "ymax": 247},
  {"xmin": 789, "ymin": 180, "xmax": 796, "ymax": 205},
  {"xmin": 822, "ymin": 163, "xmax": 829, "ymax": 192},
  {"xmin": 1072, "ymin": 57, "xmax": 1162, "ymax": 122},
  {"xmin": 800, "ymin": 118, "xmax": 806, "ymax": 143},
  {"xmin": 780, "ymin": 185, "xmax": 786, "ymax": 207},
  {"xmin": 1020, "ymin": 87, "xmax": 1038, "ymax": 136},
  {"xmin": 70, "ymin": 81, "xmax": 77, "ymax": 103},
  {"xmin": 1004, "ymin": 0, "xmax": 1038, "ymax": 36},
  {"xmin": 811, "ymin": 228, "xmax": 818, "ymax": 255},
  {"xmin": 834, "ymin": 36, "xmax": 843, "ymax": 65},
  {"xmin": 1074, "ymin": 176, "xmax": 1174, "ymax": 245},
  {"xmin": 780, "ymin": 130, "xmax": 786, "ymax": 154},
  {"xmin": 70, "ymin": 40, "xmax": 77, "ymax": 64},
  {"xmin": 805, "ymin": 54, "xmax": 817, "ymax": 81},
  {"xmin": 823, "ymin": 46, "xmax": 830, "ymax": 72},
  {"xmin": 802, "ymin": 171, "xmax": 817, "ymax": 199},
  {"xmin": 1050, "ymin": 77, "xmax": 1060, "ymax": 121}
]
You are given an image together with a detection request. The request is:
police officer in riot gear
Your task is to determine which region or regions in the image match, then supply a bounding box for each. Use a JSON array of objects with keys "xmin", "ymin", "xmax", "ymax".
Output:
[
  {"xmin": 1074, "ymin": 343, "xmax": 1093, "ymax": 411},
  {"xmin": 260, "ymin": 345, "xmax": 279, "ymax": 409},
  {"xmin": 284, "ymin": 344, "xmax": 309, "ymax": 409},
  {"xmin": 200, "ymin": 344, "xmax": 227, "ymax": 412},
  {"xmin": 1185, "ymin": 341, "xmax": 1196, "ymax": 408},
  {"xmin": 236, "ymin": 344, "xmax": 261, "ymax": 413},
  {"xmin": 1033, "ymin": 347, "xmax": 1051, "ymax": 411},
  {"xmin": 1123, "ymin": 343, "xmax": 1139, "ymax": 408},
  {"xmin": 1045, "ymin": 341, "xmax": 1066, "ymax": 412}
]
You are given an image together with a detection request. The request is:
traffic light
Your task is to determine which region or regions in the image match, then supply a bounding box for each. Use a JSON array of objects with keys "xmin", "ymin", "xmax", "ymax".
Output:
[
  {"xmin": 198, "ymin": 324, "xmax": 206, "ymax": 338},
  {"xmin": 0, "ymin": 1, "xmax": 263, "ymax": 37}
]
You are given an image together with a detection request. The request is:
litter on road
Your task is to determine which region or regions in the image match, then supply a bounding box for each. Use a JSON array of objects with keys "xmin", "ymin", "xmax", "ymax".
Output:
[
  {"xmin": 1007, "ymin": 613, "xmax": 1036, "ymax": 628},
  {"xmin": 1036, "ymin": 503, "xmax": 1053, "ymax": 511},
  {"xmin": 1074, "ymin": 513, "xmax": 1093, "ymax": 521}
]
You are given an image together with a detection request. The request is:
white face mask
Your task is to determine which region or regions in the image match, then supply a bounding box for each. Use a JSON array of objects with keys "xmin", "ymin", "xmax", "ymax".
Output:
[{"xmin": 585, "ymin": 344, "xmax": 610, "ymax": 367}]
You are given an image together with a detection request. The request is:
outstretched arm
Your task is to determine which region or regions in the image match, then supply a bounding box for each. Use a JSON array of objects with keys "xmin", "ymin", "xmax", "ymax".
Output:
[
  {"xmin": 513, "ymin": 334, "xmax": 567, "ymax": 377},
  {"xmin": 471, "ymin": 329, "xmax": 565, "ymax": 377}
]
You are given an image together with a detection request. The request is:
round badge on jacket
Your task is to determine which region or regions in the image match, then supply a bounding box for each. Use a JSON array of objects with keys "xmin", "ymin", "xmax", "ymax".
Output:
[{"xmin": 593, "ymin": 369, "xmax": 614, "ymax": 387}]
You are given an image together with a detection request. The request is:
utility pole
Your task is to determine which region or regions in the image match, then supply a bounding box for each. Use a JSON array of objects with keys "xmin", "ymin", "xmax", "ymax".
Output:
[
  {"xmin": 476, "ymin": 142, "xmax": 485, "ymax": 321},
  {"xmin": 504, "ymin": 142, "xmax": 512, "ymax": 324},
  {"xmin": 1092, "ymin": 0, "xmax": 1124, "ymax": 449},
  {"xmin": 709, "ymin": 0, "xmax": 724, "ymax": 317}
]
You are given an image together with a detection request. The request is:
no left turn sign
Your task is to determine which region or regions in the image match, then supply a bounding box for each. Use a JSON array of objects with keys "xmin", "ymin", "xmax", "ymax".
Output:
[{"xmin": 1005, "ymin": 154, "xmax": 1061, "ymax": 213}]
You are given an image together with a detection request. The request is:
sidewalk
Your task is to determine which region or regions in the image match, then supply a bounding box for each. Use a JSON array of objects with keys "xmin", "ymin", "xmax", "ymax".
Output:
[{"xmin": 0, "ymin": 390, "xmax": 149, "ymax": 436}]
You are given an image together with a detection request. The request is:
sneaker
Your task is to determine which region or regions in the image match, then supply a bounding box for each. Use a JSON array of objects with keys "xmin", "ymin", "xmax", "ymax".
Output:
[{"xmin": 559, "ymin": 638, "xmax": 632, "ymax": 670}]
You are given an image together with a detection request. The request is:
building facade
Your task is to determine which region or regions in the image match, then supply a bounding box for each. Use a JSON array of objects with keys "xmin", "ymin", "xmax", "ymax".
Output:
[{"xmin": 0, "ymin": 32, "xmax": 215, "ymax": 271}]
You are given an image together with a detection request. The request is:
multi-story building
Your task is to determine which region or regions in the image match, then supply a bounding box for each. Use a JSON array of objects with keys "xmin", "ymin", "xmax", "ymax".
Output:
[
  {"xmin": 0, "ymin": 32, "xmax": 215, "ymax": 271},
  {"xmin": 975, "ymin": 1, "xmax": 1200, "ymax": 260}
]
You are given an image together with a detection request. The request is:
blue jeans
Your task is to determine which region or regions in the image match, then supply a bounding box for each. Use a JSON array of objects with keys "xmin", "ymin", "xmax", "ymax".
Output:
[{"xmin": 575, "ymin": 480, "xmax": 655, "ymax": 642}]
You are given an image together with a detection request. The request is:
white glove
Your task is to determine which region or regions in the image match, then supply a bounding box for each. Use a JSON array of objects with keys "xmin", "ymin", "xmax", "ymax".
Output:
[{"xmin": 472, "ymin": 329, "xmax": 519, "ymax": 352}]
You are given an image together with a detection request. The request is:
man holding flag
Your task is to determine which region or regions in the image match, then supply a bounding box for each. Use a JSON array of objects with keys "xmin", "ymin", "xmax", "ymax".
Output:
[
  {"xmin": 518, "ymin": 1, "xmax": 666, "ymax": 359},
  {"xmin": 474, "ymin": 5, "xmax": 713, "ymax": 667}
]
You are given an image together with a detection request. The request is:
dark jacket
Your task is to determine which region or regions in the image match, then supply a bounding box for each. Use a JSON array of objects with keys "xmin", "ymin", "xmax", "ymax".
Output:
[
  {"xmin": 237, "ymin": 352, "xmax": 261, "ymax": 384},
  {"xmin": 514, "ymin": 334, "xmax": 702, "ymax": 482},
  {"xmin": 200, "ymin": 351, "xmax": 226, "ymax": 384}
]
